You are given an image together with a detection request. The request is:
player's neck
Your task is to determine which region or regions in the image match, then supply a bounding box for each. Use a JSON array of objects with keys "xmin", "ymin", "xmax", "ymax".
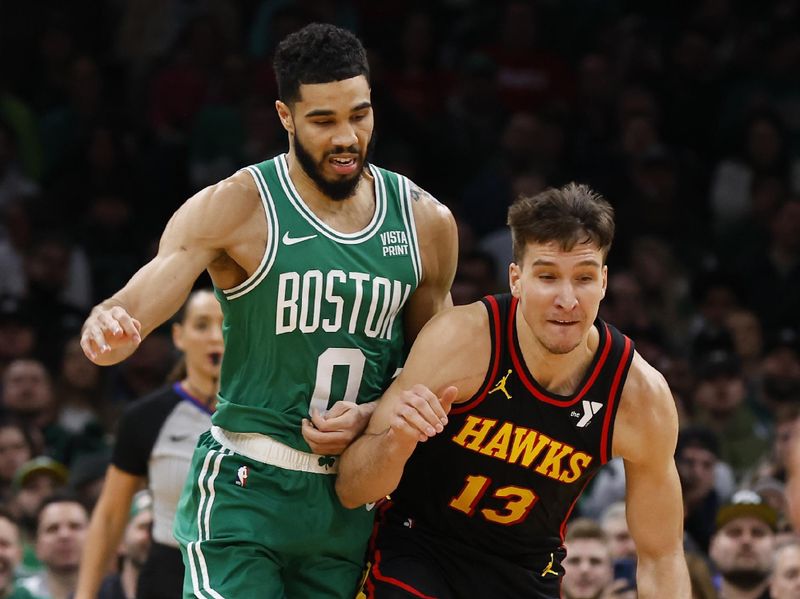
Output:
[
  {"xmin": 285, "ymin": 151, "xmax": 375, "ymax": 229},
  {"xmin": 515, "ymin": 313, "xmax": 598, "ymax": 396}
]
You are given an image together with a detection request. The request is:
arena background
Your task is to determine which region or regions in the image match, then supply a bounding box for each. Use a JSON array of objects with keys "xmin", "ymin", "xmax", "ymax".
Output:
[{"xmin": 0, "ymin": 0, "xmax": 799, "ymax": 596}]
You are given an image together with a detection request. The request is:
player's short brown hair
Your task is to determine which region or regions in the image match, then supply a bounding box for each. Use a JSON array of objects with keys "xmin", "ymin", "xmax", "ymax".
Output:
[{"xmin": 507, "ymin": 183, "xmax": 615, "ymax": 263}]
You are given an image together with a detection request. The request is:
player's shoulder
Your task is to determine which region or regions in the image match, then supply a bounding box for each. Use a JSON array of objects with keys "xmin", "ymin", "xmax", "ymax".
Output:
[
  {"xmin": 204, "ymin": 168, "xmax": 260, "ymax": 207},
  {"xmin": 418, "ymin": 301, "xmax": 489, "ymax": 346},
  {"xmin": 615, "ymin": 351, "xmax": 678, "ymax": 461},
  {"xmin": 386, "ymin": 175, "xmax": 454, "ymax": 232},
  {"xmin": 177, "ymin": 168, "xmax": 264, "ymax": 239},
  {"xmin": 623, "ymin": 351, "xmax": 672, "ymax": 407}
]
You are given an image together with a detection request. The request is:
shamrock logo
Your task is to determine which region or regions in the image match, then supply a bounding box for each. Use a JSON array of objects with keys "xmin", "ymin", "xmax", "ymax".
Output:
[{"xmin": 318, "ymin": 456, "xmax": 336, "ymax": 470}]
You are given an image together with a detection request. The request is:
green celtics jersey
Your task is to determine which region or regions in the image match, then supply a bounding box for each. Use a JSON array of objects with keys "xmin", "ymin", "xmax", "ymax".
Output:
[{"xmin": 212, "ymin": 154, "xmax": 422, "ymax": 451}]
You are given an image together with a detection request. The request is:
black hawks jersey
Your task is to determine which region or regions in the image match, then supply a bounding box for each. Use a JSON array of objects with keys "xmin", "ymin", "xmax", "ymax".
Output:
[{"xmin": 389, "ymin": 293, "xmax": 635, "ymax": 566}]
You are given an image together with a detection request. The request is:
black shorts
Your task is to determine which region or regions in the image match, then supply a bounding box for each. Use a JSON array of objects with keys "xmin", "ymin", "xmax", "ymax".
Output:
[
  {"xmin": 137, "ymin": 541, "xmax": 184, "ymax": 599},
  {"xmin": 360, "ymin": 512, "xmax": 564, "ymax": 599}
]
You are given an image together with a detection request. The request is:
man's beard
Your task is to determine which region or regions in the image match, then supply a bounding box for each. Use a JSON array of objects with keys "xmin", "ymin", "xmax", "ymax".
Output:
[
  {"xmin": 723, "ymin": 568, "xmax": 769, "ymax": 590},
  {"xmin": 293, "ymin": 129, "xmax": 376, "ymax": 201}
]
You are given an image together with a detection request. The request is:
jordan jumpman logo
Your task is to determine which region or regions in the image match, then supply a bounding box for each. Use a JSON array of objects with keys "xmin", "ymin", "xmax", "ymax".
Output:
[
  {"xmin": 541, "ymin": 553, "xmax": 558, "ymax": 577},
  {"xmin": 488, "ymin": 370, "xmax": 513, "ymax": 399}
]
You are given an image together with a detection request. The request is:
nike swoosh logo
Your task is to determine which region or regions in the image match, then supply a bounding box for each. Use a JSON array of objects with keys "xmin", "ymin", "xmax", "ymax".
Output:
[
  {"xmin": 282, "ymin": 232, "xmax": 317, "ymax": 246},
  {"xmin": 169, "ymin": 435, "xmax": 189, "ymax": 442}
]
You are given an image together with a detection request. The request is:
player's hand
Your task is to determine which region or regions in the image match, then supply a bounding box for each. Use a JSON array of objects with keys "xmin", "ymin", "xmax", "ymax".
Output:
[
  {"xmin": 386, "ymin": 385, "xmax": 458, "ymax": 447},
  {"xmin": 80, "ymin": 305, "xmax": 142, "ymax": 365},
  {"xmin": 302, "ymin": 401, "xmax": 368, "ymax": 456}
]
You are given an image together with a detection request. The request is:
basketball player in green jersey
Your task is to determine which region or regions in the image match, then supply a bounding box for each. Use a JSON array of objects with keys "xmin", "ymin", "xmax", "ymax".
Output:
[{"xmin": 79, "ymin": 24, "xmax": 457, "ymax": 599}]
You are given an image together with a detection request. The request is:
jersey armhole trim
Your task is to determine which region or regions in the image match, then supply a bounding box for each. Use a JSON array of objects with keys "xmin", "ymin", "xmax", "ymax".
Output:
[
  {"xmin": 451, "ymin": 295, "xmax": 502, "ymax": 415},
  {"xmin": 220, "ymin": 165, "xmax": 280, "ymax": 300},
  {"xmin": 399, "ymin": 176, "xmax": 423, "ymax": 286},
  {"xmin": 600, "ymin": 336, "xmax": 634, "ymax": 464}
]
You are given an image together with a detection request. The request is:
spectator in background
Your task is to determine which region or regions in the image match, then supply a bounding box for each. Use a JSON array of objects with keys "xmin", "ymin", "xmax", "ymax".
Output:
[
  {"xmin": 600, "ymin": 502, "xmax": 637, "ymax": 562},
  {"xmin": 692, "ymin": 350, "xmax": 769, "ymax": 476},
  {"xmin": 769, "ymin": 540, "xmax": 800, "ymax": 599},
  {"xmin": 758, "ymin": 328, "xmax": 800, "ymax": 417},
  {"xmin": 562, "ymin": 519, "xmax": 636, "ymax": 599},
  {"xmin": 67, "ymin": 451, "xmax": 110, "ymax": 512},
  {"xmin": 2, "ymin": 359, "xmax": 105, "ymax": 466},
  {"xmin": 578, "ymin": 456, "xmax": 627, "ymax": 522},
  {"xmin": 19, "ymin": 494, "xmax": 88, "ymax": 599},
  {"xmin": 96, "ymin": 491, "xmax": 153, "ymax": 599},
  {"xmin": 383, "ymin": 10, "xmax": 450, "ymax": 125},
  {"xmin": 710, "ymin": 111, "xmax": 794, "ymax": 237},
  {"xmin": 461, "ymin": 111, "xmax": 545, "ymax": 238},
  {"xmin": 0, "ymin": 419, "xmax": 36, "ymax": 502},
  {"xmin": 687, "ymin": 271, "xmax": 739, "ymax": 360},
  {"xmin": 676, "ymin": 426, "xmax": 728, "ymax": 553},
  {"xmin": 748, "ymin": 405, "xmax": 799, "ymax": 485},
  {"xmin": 80, "ymin": 192, "xmax": 142, "ymax": 305},
  {"xmin": 106, "ymin": 329, "xmax": 176, "ymax": 405},
  {"xmin": 740, "ymin": 199, "xmax": 800, "ymax": 333},
  {"xmin": 709, "ymin": 490, "xmax": 777, "ymax": 599},
  {"xmin": 39, "ymin": 55, "xmax": 109, "ymax": 180},
  {"xmin": 0, "ymin": 508, "xmax": 36, "ymax": 599},
  {"xmin": 0, "ymin": 201, "xmax": 32, "ymax": 297},
  {"xmin": 726, "ymin": 309, "xmax": 764, "ymax": 380},
  {"xmin": 10, "ymin": 457, "xmax": 68, "ymax": 577},
  {"xmin": 437, "ymin": 52, "xmax": 503, "ymax": 193},
  {"xmin": 54, "ymin": 337, "xmax": 109, "ymax": 437},
  {"xmin": 450, "ymin": 249, "xmax": 499, "ymax": 306},
  {"xmin": 0, "ymin": 297, "xmax": 37, "ymax": 377},
  {"xmin": 483, "ymin": 0, "xmax": 573, "ymax": 112},
  {"xmin": 2, "ymin": 360, "xmax": 58, "ymax": 454}
]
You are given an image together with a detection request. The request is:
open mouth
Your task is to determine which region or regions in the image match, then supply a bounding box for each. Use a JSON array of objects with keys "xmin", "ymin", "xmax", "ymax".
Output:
[
  {"xmin": 208, "ymin": 352, "xmax": 222, "ymax": 366},
  {"xmin": 548, "ymin": 320, "xmax": 578, "ymax": 326},
  {"xmin": 328, "ymin": 155, "xmax": 359, "ymax": 175}
]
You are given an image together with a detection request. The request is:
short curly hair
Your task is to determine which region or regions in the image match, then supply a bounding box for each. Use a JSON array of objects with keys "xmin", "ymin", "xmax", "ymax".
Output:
[{"xmin": 273, "ymin": 23, "xmax": 369, "ymax": 104}]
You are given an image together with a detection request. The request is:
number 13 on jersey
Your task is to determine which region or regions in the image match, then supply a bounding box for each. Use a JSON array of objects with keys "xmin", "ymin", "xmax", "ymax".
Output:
[{"xmin": 449, "ymin": 475, "xmax": 539, "ymax": 525}]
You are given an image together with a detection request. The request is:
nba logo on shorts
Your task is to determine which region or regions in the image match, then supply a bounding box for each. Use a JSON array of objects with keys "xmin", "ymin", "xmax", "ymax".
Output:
[{"xmin": 235, "ymin": 465, "xmax": 249, "ymax": 487}]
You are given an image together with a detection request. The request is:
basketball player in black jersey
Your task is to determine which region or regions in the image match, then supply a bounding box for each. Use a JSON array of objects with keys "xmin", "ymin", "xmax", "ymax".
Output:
[{"xmin": 338, "ymin": 183, "xmax": 690, "ymax": 598}]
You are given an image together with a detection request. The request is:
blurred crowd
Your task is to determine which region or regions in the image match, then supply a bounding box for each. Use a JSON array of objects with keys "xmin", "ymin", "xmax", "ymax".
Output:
[{"xmin": 1, "ymin": 0, "xmax": 800, "ymax": 598}]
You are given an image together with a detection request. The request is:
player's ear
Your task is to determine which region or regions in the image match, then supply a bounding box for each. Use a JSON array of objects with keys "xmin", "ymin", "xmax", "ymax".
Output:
[
  {"xmin": 601, "ymin": 265, "xmax": 608, "ymax": 299},
  {"xmin": 509, "ymin": 263, "xmax": 521, "ymax": 298},
  {"xmin": 275, "ymin": 101, "xmax": 294, "ymax": 134}
]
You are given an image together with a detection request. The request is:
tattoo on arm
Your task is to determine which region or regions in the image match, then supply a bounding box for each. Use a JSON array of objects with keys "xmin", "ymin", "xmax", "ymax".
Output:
[{"xmin": 409, "ymin": 182, "xmax": 443, "ymax": 206}]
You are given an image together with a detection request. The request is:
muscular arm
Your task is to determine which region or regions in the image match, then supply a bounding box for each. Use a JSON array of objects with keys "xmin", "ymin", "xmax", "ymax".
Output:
[
  {"xmin": 336, "ymin": 303, "xmax": 488, "ymax": 508},
  {"xmin": 614, "ymin": 354, "xmax": 690, "ymax": 598},
  {"xmin": 403, "ymin": 182, "xmax": 458, "ymax": 343},
  {"xmin": 74, "ymin": 466, "xmax": 144, "ymax": 599},
  {"xmin": 81, "ymin": 172, "xmax": 262, "ymax": 364}
]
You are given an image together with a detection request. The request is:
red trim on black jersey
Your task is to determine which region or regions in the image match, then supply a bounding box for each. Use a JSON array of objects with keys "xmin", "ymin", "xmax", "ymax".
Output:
[
  {"xmin": 451, "ymin": 295, "xmax": 503, "ymax": 415},
  {"xmin": 559, "ymin": 472, "xmax": 598, "ymax": 542},
  {"xmin": 370, "ymin": 550, "xmax": 438, "ymax": 599},
  {"xmin": 508, "ymin": 297, "xmax": 613, "ymax": 407},
  {"xmin": 600, "ymin": 336, "xmax": 633, "ymax": 464}
]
